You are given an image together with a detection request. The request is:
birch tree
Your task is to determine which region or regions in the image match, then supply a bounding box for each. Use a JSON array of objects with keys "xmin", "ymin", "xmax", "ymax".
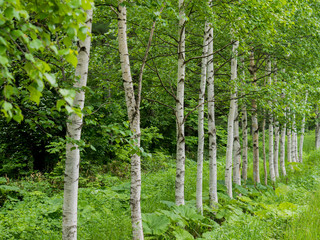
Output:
[
  {"xmin": 267, "ymin": 58, "xmax": 275, "ymax": 182},
  {"xmin": 196, "ymin": 22, "xmax": 209, "ymax": 213},
  {"xmin": 176, "ymin": 0, "xmax": 186, "ymax": 206},
  {"xmin": 207, "ymin": 24, "xmax": 218, "ymax": 206},
  {"xmin": 233, "ymin": 102, "xmax": 241, "ymax": 186},
  {"xmin": 62, "ymin": 9, "xmax": 93, "ymax": 240},
  {"xmin": 250, "ymin": 51, "xmax": 260, "ymax": 184},
  {"xmin": 299, "ymin": 93, "xmax": 308, "ymax": 162},
  {"xmin": 241, "ymin": 58, "xmax": 248, "ymax": 181},
  {"xmin": 225, "ymin": 40, "xmax": 239, "ymax": 198}
]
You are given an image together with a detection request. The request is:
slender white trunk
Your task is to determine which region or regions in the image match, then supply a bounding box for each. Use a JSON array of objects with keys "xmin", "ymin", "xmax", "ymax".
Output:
[
  {"xmin": 287, "ymin": 127, "xmax": 292, "ymax": 170},
  {"xmin": 117, "ymin": 3, "xmax": 144, "ymax": 239},
  {"xmin": 250, "ymin": 51, "xmax": 260, "ymax": 184},
  {"xmin": 196, "ymin": 23, "xmax": 209, "ymax": 213},
  {"xmin": 63, "ymin": 9, "xmax": 93, "ymax": 240},
  {"xmin": 280, "ymin": 119, "xmax": 287, "ymax": 176},
  {"xmin": 262, "ymin": 117, "xmax": 268, "ymax": 185},
  {"xmin": 267, "ymin": 58, "xmax": 275, "ymax": 182},
  {"xmin": 233, "ymin": 102, "xmax": 241, "ymax": 185},
  {"xmin": 291, "ymin": 114, "xmax": 297, "ymax": 163},
  {"xmin": 240, "ymin": 58, "xmax": 248, "ymax": 181},
  {"xmin": 274, "ymin": 122, "xmax": 280, "ymax": 177},
  {"xmin": 176, "ymin": 0, "xmax": 186, "ymax": 206},
  {"xmin": 316, "ymin": 106, "xmax": 320, "ymax": 149},
  {"xmin": 207, "ymin": 26, "xmax": 218, "ymax": 206},
  {"xmin": 299, "ymin": 93, "xmax": 308, "ymax": 163},
  {"xmin": 225, "ymin": 40, "xmax": 239, "ymax": 198}
]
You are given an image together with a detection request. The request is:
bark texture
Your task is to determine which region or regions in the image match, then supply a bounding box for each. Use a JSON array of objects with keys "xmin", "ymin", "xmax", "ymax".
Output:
[
  {"xmin": 241, "ymin": 58, "xmax": 248, "ymax": 181},
  {"xmin": 233, "ymin": 103, "xmax": 241, "ymax": 185},
  {"xmin": 280, "ymin": 121, "xmax": 287, "ymax": 176},
  {"xmin": 274, "ymin": 122, "xmax": 280, "ymax": 178},
  {"xmin": 62, "ymin": 9, "xmax": 93, "ymax": 240},
  {"xmin": 117, "ymin": 3, "xmax": 144, "ymax": 239},
  {"xmin": 196, "ymin": 23, "xmax": 209, "ymax": 213},
  {"xmin": 225, "ymin": 40, "xmax": 239, "ymax": 198},
  {"xmin": 262, "ymin": 117, "xmax": 267, "ymax": 185},
  {"xmin": 250, "ymin": 51, "xmax": 260, "ymax": 184},
  {"xmin": 207, "ymin": 25, "xmax": 218, "ymax": 206},
  {"xmin": 267, "ymin": 58, "xmax": 275, "ymax": 182},
  {"xmin": 175, "ymin": 0, "xmax": 186, "ymax": 206}
]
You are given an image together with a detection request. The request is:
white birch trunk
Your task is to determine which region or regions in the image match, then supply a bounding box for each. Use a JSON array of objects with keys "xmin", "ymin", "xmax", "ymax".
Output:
[
  {"xmin": 262, "ymin": 117, "xmax": 268, "ymax": 185},
  {"xmin": 274, "ymin": 122, "xmax": 280, "ymax": 178},
  {"xmin": 225, "ymin": 40, "xmax": 239, "ymax": 198},
  {"xmin": 62, "ymin": 9, "xmax": 93, "ymax": 240},
  {"xmin": 196, "ymin": 23, "xmax": 209, "ymax": 213},
  {"xmin": 207, "ymin": 26, "xmax": 218, "ymax": 206},
  {"xmin": 250, "ymin": 51, "xmax": 260, "ymax": 184},
  {"xmin": 240, "ymin": 58, "xmax": 248, "ymax": 181},
  {"xmin": 280, "ymin": 119, "xmax": 287, "ymax": 176},
  {"xmin": 233, "ymin": 102, "xmax": 241, "ymax": 185},
  {"xmin": 316, "ymin": 106, "xmax": 320, "ymax": 149},
  {"xmin": 287, "ymin": 127, "xmax": 292, "ymax": 170},
  {"xmin": 299, "ymin": 93, "xmax": 308, "ymax": 163},
  {"xmin": 175, "ymin": 0, "xmax": 186, "ymax": 206},
  {"xmin": 291, "ymin": 115, "xmax": 297, "ymax": 163},
  {"xmin": 117, "ymin": 3, "xmax": 144, "ymax": 239},
  {"xmin": 267, "ymin": 58, "xmax": 275, "ymax": 182}
]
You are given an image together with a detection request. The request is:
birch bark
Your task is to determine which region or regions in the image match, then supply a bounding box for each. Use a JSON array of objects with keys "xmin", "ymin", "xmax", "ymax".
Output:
[
  {"xmin": 262, "ymin": 117, "xmax": 268, "ymax": 185},
  {"xmin": 280, "ymin": 118, "xmax": 287, "ymax": 176},
  {"xmin": 225, "ymin": 40, "xmax": 239, "ymax": 198},
  {"xmin": 250, "ymin": 51, "xmax": 260, "ymax": 184},
  {"xmin": 196, "ymin": 22, "xmax": 209, "ymax": 213},
  {"xmin": 316, "ymin": 106, "xmax": 320, "ymax": 149},
  {"xmin": 299, "ymin": 93, "xmax": 308, "ymax": 163},
  {"xmin": 267, "ymin": 58, "xmax": 275, "ymax": 182},
  {"xmin": 274, "ymin": 122, "xmax": 280, "ymax": 178},
  {"xmin": 117, "ymin": 2, "xmax": 144, "ymax": 238},
  {"xmin": 207, "ymin": 25, "xmax": 218, "ymax": 206},
  {"xmin": 240, "ymin": 58, "xmax": 248, "ymax": 181},
  {"xmin": 233, "ymin": 102, "xmax": 241, "ymax": 185},
  {"xmin": 175, "ymin": 0, "xmax": 186, "ymax": 206},
  {"xmin": 62, "ymin": 9, "xmax": 93, "ymax": 240}
]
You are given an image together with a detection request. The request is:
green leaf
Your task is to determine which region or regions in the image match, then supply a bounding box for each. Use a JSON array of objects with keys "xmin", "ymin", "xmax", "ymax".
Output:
[
  {"xmin": 66, "ymin": 52, "xmax": 78, "ymax": 68},
  {"xmin": 44, "ymin": 73, "xmax": 57, "ymax": 87},
  {"xmin": 173, "ymin": 228, "xmax": 194, "ymax": 240},
  {"xmin": 56, "ymin": 99, "xmax": 65, "ymax": 111},
  {"xmin": 142, "ymin": 213, "xmax": 170, "ymax": 235},
  {"xmin": 4, "ymin": 7, "xmax": 14, "ymax": 20},
  {"xmin": 27, "ymin": 86, "xmax": 42, "ymax": 105},
  {"xmin": 11, "ymin": 30, "xmax": 24, "ymax": 40},
  {"xmin": 0, "ymin": 55, "xmax": 9, "ymax": 66},
  {"xmin": 29, "ymin": 39, "xmax": 43, "ymax": 50},
  {"xmin": 3, "ymin": 101, "xmax": 13, "ymax": 112}
]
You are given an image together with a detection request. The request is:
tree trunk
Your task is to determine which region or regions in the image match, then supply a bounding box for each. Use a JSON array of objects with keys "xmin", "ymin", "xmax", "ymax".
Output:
[
  {"xmin": 175, "ymin": 0, "xmax": 186, "ymax": 206},
  {"xmin": 62, "ymin": 9, "xmax": 93, "ymax": 240},
  {"xmin": 280, "ymin": 120, "xmax": 287, "ymax": 176},
  {"xmin": 316, "ymin": 106, "xmax": 320, "ymax": 149},
  {"xmin": 241, "ymin": 58, "xmax": 248, "ymax": 182},
  {"xmin": 291, "ymin": 114, "xmax": 297, "ymax": 163},
  {"xmin": 225, "ymin": 40, "xmax": 239, "ymax": 198},
  {"xmin": 207, "ymin": 25, "xmax": 218, "ymax": 206},
  {"xmin": 196, "ymin": 22, "xmax": 209, "ymax": 213},
  {"xmin": 250, "ymin": 51, "xmax": 260, "ymax": 184},
  {"xmin": 299, "ymin": 93, "xmax": 308, "ymax": 163},
  {"xmin": 233, "ymin": 102, "xmax": 241, "ymax": 185},
  {"xmin": 287, "ymin": 127, "xmax": 292, "ymax": 170},
  {"xmin": 117, "ymin": 3, "xmax": 144, "ymax": 239},
  {"xmin": 262, "ymin": 117, "xmax": 267, "ymax": 185},
  {"xmin": 274, "ymin": 122, "xmax": 280, "ymax": 177},
  {"xmin": 267, "ymin": 58, "xmax": 275, "ymax": 182}
]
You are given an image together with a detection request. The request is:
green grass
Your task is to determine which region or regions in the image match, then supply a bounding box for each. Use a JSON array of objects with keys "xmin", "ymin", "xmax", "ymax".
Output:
[{"xmin": 0, "ymin": 131, "xmax": 320, "ymax": 239}]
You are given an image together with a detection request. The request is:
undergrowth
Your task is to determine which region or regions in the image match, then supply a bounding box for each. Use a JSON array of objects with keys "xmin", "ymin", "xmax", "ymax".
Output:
[{"xmin": 0, "ymin": 133, "xmax": 319, "ymax": 239}]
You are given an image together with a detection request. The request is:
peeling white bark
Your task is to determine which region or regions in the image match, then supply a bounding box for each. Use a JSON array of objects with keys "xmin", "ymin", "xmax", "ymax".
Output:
[
  {"xmin": 117, "ymin": 2, "xmax": 144, "ymax": 239},
  {"xmin": 240, "ymin": 58, "xmax": 248, "ymax": 181},
  {"xmin": 225, "ymin": 40, "xmax": 239, "ymax": 198},
  {"xmin": 299, "ymin": 93, "xmax": 308, "ymax": 163},
  {"xmin": 175, "ymin": 0, "xmax": 186, "ymax": 206},
  {"xmin": 63, "ymin": 9, "xmax": 93, "ymax": 240},
  {"xmin": 267, "ymin": 58, "xmax": 275, "ymax": 182},
  {"xmin": 250, "ymin": 51, "xmax": 260, "ymax": 184},
  {"xmin": 207, "ymin": 25, "xmax": 218, "ymax": 206},
  {"xmin": 196, "ymin": 22, "xmax": 209, "ymax": 213},
  {"xmin": 233, "ymin": 102, "xmax": 241, "ymax": 185}
]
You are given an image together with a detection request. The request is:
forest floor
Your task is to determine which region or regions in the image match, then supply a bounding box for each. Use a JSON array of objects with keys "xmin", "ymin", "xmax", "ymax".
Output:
[{"xmin": 0, "ymin": 133, "xmax": 320, "ymax": 239}]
